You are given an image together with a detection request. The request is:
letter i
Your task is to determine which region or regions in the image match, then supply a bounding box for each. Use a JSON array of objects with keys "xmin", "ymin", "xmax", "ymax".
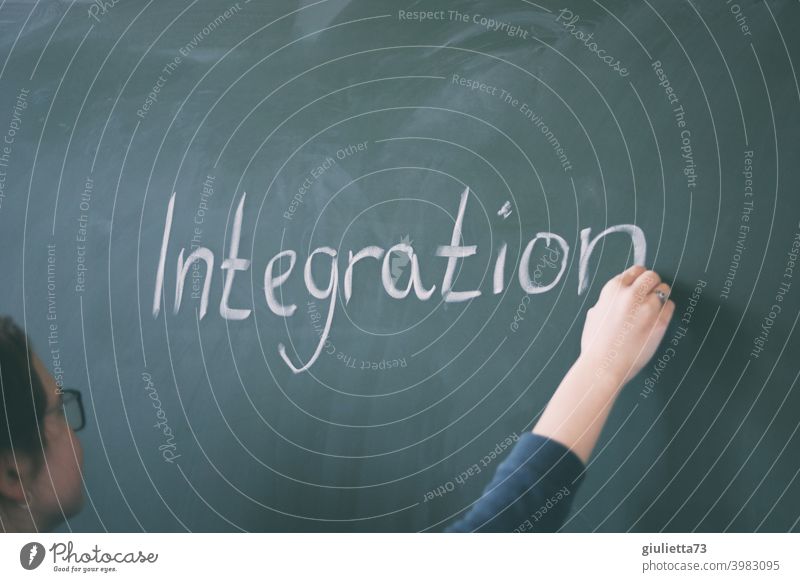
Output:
[
  {"xmin": 493, "ymin": 243, "xmax": 507, "ymax": 294},
  {"xmin": 153, "ymin": 192, "xmax": 176, "ymax": 317}
]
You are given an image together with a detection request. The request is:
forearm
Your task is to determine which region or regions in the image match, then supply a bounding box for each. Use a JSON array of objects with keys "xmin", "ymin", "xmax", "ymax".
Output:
[
  {"xmin": 532, "ymin": 356, "xmax": 625, "ymax": 464},
  {"xmin": 446, "ymin": 267, "xmax": 673, "ymax": 532},
  {"xmin": 445, "ymin": 357, "xmax": 621, "ymax": 532}
]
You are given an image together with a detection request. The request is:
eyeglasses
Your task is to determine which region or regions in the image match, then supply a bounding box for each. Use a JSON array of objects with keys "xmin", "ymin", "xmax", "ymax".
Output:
[{"xmin": 44, "ymin": 388, "xmax": 86, "ymax": 432}]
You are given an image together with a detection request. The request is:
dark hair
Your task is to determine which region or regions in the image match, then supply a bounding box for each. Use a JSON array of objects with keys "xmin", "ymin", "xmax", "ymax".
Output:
[{"xmin": 0, "ymin": 316, "xmax": 47, "ymax": 461}]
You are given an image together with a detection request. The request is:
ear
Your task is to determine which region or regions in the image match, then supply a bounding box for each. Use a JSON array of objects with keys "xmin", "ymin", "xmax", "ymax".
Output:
[{"xmin": 0, "ymin": 450, "xmax": 35, "ymax": 503}]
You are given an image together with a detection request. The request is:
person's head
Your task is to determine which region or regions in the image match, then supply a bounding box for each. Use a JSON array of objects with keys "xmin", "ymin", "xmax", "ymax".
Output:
[{"xmin": 0, "ymin": 316, "xmax": 84, "ymax": 532}]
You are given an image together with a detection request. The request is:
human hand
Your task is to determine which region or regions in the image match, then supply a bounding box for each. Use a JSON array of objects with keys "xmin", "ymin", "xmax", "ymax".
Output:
[{"xmin": 579, "ymin": 266, "xmax": 676, "ymax": 387}]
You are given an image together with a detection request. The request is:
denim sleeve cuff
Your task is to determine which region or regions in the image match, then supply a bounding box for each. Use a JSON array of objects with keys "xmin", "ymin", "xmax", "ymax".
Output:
[{"xmin": 445, "ymin": 432, "xmax": 586, "ymax": 532}]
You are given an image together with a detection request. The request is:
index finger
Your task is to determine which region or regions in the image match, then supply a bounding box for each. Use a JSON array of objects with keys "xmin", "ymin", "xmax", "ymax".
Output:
[{"xmin": 619, "ymin": 265, "xmax": 647, "ymax": 287}]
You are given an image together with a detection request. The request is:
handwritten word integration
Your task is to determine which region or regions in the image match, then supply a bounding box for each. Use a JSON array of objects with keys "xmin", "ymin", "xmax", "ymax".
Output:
[{"xmin": 152, "ymin": 187, "xmax": 646, "ymax": 373}]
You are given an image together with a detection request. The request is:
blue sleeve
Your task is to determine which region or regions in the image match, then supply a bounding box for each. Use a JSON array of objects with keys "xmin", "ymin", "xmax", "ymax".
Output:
[{"xmin": 444, "ymin": 432, "xmax": 586, "ymax": 532}]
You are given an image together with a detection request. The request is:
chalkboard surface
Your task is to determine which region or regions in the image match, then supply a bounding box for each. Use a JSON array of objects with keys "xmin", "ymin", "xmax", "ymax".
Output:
[{"xmin": 1, "ymin": 0, "xmax": 799, "ymax": 532}]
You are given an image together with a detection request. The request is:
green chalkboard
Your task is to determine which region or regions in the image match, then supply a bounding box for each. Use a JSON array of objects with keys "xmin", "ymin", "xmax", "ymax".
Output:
[{"xmin": 1, "ymin": 0, "xmax": 799, "ymax": 532}]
